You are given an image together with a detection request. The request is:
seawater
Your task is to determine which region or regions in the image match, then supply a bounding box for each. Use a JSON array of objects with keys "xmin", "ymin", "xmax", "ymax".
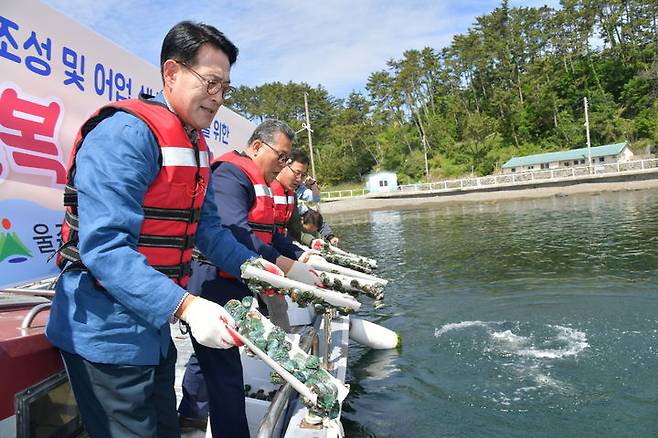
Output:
[{"xmin": 330, "ymin": 189, "xmax": 658, "ymax": 437}]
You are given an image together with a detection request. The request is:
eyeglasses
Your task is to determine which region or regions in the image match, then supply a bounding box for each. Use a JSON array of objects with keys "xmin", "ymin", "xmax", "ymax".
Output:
[
  {"xmin": 176, "ymin": 61, "xmax": 234, "ymax": 98},
  {"xmin": 260, "ymin": 140, "xmax": 290, "ymax": 164},
  {"xmin": 287, "ymin": 164, "xmax": 307, "ymax": 179}
]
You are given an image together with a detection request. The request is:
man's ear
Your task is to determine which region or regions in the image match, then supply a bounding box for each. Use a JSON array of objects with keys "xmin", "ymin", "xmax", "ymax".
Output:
[{"xmin": 162, "ymin": 59, "xmax": 180, "ymax": 89}]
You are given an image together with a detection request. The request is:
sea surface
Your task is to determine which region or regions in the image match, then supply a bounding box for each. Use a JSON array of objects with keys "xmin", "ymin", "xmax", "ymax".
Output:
[{"xmin": 328, "ymin": 189, "xmax": 658, "ymax": 437}]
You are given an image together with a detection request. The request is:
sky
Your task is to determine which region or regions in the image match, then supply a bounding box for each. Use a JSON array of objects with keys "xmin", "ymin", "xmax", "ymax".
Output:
[{"xmin": 42, "ymin": 0, "xmax": 562, "ymax": 99}]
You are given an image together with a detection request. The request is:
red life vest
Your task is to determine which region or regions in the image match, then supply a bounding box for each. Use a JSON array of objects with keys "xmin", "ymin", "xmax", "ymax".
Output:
[
  {"xmin": 270, "ymin": 179, "xmax": 295, "ymax": 235},
  {"xmin": 215, "ymin": 151, "xmax": 274, "ymax": 245},
  {"xmin": 57, "ymin": 95, "xmax": 210, "ymax": 288}
]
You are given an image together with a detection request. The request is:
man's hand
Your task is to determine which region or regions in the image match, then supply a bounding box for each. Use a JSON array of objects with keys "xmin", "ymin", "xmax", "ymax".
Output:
[
  {"xmin": 310, "ymin": 238, "xmax": 326, "ymax": 251},
  {"xmin": 304, "ymin": 176, "xmax": 317, "ymax": 187},
  {"xmin": 286, "ymin": 261, "xmax": 323, "ymax": 286},
  {"xmin": 179, "ymin": 296, "xmax": 242, "ymax": 349},
  {"xmin": 299, "ymin": 250, "xmax": 321, "ymax": 263},
  {"xmin": 329, "ymin": 236, "xmax": 340, "ymax": 246}
]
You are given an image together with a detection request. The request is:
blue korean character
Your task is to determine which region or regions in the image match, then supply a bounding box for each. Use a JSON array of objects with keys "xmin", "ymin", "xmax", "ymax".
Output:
[
  {"xmin": 0, "ymin": 15, "xmax": 20, "ymax": 63},
  {"xmin": 94, "ymin": 63, "xmax": 114, "ymax": 101},
  {"xmin": 213, "ymin": 120, "xmax": 220, "ymax": 141},
  {"xmin": 23, "ymin": 31, "xmax": 52, "ymax": 76},
  {"xmin": 201, "ymin": 128, "xmax": 210, "ymax": 139},
  {"xmin": 113, "ymin": 72, "xmax": 132, "ymax": 100},
  {"xmin": 221, "ymin": 123, "xmax": 230, "ymax": 145},
  {"xmin": 62, "ymin": 46, "xmax": 85, "ymax": 91}
]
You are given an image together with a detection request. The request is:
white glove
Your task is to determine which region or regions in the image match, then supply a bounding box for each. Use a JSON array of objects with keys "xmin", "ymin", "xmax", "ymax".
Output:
[
  {"xmin": 286, "ymin": 261, "xmax": 323, "ymax": 286},
  {"xmin": 180, "ymin": 296, "xmax": 241, "ymax": 349},
  {"xmin": 310, "ymin": 239, "xmax": 326, "ymax": 251},
  {"xmin": 299, "ymin": 250, "xmax": 321, "ymax": 263}
]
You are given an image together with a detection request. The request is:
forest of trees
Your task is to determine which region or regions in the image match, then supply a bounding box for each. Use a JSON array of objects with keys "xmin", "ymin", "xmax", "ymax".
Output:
[{"xmin": 225, "ymin": 0, "xmax": 658, "ymax": 186}]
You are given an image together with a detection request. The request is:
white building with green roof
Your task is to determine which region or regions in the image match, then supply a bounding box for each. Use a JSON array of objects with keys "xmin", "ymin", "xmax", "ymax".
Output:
[{"xmin": 502, "ymin": 142, "xmax": 633, "ymax": 174}]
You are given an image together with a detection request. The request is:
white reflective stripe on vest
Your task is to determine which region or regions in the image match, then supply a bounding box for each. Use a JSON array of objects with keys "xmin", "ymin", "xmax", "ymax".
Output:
[
  {"xmin": 273, "ymin": 195, "xmax": 294, "ymax": 205},
  {"xmin": 161, "ymin": 147, "xmax": 209, "ymax": 168},
  {"xmin": 254, "ymin": 184, "xmax": 273, "ymax": 197}
]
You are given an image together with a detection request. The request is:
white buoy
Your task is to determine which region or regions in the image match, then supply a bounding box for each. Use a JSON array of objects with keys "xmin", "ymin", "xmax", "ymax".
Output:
[{"xmin": 349, "ymin": 317, "xmax": 400, "ymax": 350}]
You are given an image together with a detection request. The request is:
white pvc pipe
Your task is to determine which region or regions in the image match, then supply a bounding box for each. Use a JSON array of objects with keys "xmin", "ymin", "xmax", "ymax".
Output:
[
  {"xmin": 306, "ymin": 256, "xmax": 388, "ymax": 285},
  {"xmin": 242, "ymin": 265, "xmax": 362, "ymax": 311},
  {"xmin": 320, "ymin": 271, "xmax": 383, "ymax": 289},
  {"xmin": 226, "ymin": 326, "xmax": 318, "ymax": 405},
  {"xmin": 313, "ymin": 240, "xmax": 377, "ymax": 268}
]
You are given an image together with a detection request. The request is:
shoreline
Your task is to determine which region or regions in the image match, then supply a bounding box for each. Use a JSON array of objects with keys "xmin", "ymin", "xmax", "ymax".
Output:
[{"xmin": 320, "ymin": 178, "xmax": 658, "ymax": 216}]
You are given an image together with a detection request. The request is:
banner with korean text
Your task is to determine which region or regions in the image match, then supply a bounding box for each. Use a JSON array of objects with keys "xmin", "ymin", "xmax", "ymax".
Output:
[{"xmin": 0, "ymin": 0, "xmax": 255, "ymax": 287}]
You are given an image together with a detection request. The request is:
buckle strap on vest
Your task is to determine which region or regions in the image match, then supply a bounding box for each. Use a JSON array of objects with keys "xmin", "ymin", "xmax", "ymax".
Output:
[
  {"xmin": 248, "ymin": 222, "xmax": 274, "ymax": 233},
  {"xmin": 137, "ymin": 234, "xmax": 195, "ymax": 250},
  {"xmin": 64, "ymin": 210, "xmax": 79, "ymax": 231},
  {"xmin": 63, "ymin": 184, "xmax": 78, "ymax": 207},
  {"xmin": 58, "ymin": 246, "xmax": 191, "ymax": 280},
  {"xmin": 64, "ymin": 185, "xmax": 202, "ymax": 224},
  {"xmin": 57, "ymin": 241, "xmax": 81, "ymax": 264},
  {"xmin": 143, "ymin": 206, "xmax": 202, "ymax": 223}
]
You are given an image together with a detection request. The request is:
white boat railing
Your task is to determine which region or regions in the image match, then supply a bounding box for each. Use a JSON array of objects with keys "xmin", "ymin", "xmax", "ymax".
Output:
[{"xmin": 320, "ymin": 158, "xmax": 658, "ymax": 200}]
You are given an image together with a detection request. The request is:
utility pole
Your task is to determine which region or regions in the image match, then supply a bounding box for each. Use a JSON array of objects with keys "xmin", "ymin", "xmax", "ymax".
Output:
[
  {"xmin": 584, "ymin": 97, "xmax": 592, "ymax": 173},
  {"xmin": 303, "ymin": 92, "xmax": 316, "ymax": 179},
  {"xmin": 422, "ymin": 133, "xmax": 429, "ymax": 182}
]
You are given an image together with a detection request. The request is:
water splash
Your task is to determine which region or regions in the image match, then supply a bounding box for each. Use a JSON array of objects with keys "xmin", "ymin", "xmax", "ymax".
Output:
[
  {"xmin": 434, "ymin": 320, "xmax": 490, "ymax": 337},
  {"xmin": 435, "ymin": 321, "xmax": 589, "ymax": 360}
]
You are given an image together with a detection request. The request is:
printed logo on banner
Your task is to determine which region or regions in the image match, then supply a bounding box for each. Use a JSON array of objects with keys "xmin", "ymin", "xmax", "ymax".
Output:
[
  {"xmin": 0, "ymin": 82, "xmax": 67, "ymax": 187},
  {"xmin": 0, "ymin": 217, "xmax": 31, "ymax": 263},
  {"xmin": 0, "ymin": 199, "xmax": 62, "ymax": 288}
]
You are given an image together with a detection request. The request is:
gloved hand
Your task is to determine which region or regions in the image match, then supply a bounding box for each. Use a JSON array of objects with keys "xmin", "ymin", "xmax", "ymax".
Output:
[
  {"xmin": 286, "ymin": 261, "xmax": 323, "ymax": 286},
  {"xmin": 180, "ymin": 296, "xmax": 242, "ymax": 349},
  {"xmin": 299, "ymin": 250, "xmax": 321, "ymax": 263},
  {"xmin": 310, "ymin": 239, "xmax": 326, "ymax": 251}
]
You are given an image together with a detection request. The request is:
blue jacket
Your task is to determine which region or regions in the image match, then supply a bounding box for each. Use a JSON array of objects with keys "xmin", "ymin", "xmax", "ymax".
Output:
[
  {"xmin": 296, "ymin": 183, "xmax": 321, "ymax": 202},
  {"xmin": 46, "ymin": 94, "xmax": 257, "ymax": 365},
  {"xmin": 209, "ymin": 159, "xmax": 303, "ymax": 262},
  {"xmin": 186, "ymin": 158, "xmax": 305, "ymax": 298}
]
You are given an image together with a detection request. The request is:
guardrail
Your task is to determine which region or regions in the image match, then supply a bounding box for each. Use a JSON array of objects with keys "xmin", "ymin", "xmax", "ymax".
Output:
[
  {"xmin": 321, "ymin": 188, "xmax": 369, "ymax": 199},
  {"xmin": 320, "ymin": 158, "xmax": 658, "ymax": 200},
  {"xmin": 398, "ymin": 158, "xmax": 658, "ymax": 193}
]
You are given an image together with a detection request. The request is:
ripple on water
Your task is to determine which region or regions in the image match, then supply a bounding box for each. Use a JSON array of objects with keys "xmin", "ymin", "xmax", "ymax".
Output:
[{"xmin": 433, "ymin": 320, "xmax": 590, "ymax": 409}]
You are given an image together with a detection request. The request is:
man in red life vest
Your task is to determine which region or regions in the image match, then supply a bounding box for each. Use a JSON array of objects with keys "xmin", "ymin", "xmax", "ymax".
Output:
[
  {"xmin": 270, "ymin": 148, "xmax": 310, "ymax": 236},
  {"xmin": 45, "ymin": 21, "xmax": 280, "ymax": 438},
  {"xmin": 179, "ymin": 120, "xmax": 321, "ymax": 436}
]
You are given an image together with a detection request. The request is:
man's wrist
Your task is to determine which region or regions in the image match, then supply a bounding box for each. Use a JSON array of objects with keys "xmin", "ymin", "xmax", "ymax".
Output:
[{"xmin": 174, "ymin": 293, "xmax": 196, "ymax": 319}]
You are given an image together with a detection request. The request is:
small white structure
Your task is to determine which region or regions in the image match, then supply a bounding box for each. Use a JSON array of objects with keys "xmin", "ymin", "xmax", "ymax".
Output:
[
  {"xmin": 365, "ymin": 171, "xmax": 398, "ymax": 193},
  {"xmin": 502, "ymin": 142, "xmax": 634, "ymax": 174}
]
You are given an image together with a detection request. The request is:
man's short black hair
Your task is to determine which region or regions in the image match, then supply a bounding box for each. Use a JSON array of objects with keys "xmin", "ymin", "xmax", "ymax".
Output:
[
  {"xmin": 302, "ymin": 208, "xmax": 323, "ymax": 230},
  {"xmin": 160, "ymin": 21, "xmax": 238, "ymax": 77},
  {"xmin": 290, "ymin": 148, "xmax": 310, "ymax": 166}
]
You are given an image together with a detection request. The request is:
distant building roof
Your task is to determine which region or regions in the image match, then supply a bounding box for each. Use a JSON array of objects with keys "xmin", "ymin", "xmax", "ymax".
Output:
[
  {"xmin": 502, "ymin": 142, "xmax": 628, "ymax": 168},
  {"xmin": 366, "ymin": 170, "xmax": 396, "ymax": 177}
]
